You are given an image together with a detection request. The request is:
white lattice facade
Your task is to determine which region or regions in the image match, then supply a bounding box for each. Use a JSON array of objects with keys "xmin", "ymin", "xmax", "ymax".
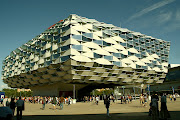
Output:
[{"xmin": 1, "ymin": 14, "xmax": 170, "ymax": 89}]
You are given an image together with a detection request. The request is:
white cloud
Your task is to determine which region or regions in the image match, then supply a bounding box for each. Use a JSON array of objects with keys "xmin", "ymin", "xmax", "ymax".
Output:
[
  {"xmin": 157, "ymin": 11, "xmax": 172, "ymax": 24},
  {"xmin": 0, "ymin": 84, "xmax": 10, "ymax": 91},
  {"xmin": 176, "ymin": 10, "xmax": 180, "ymax": 21},
  {"xmin": 127, "ymin": 0, "xmax": 175, "ymax": 22}
]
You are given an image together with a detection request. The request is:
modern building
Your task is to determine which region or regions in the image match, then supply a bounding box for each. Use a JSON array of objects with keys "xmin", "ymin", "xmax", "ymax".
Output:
[
  {"xmin": 1, "ymin": 14, "xmax": 170, "ymax": 97},
  {"xmin": 150, "ymin": 64, "xmax": 180, "ymax": 94}
]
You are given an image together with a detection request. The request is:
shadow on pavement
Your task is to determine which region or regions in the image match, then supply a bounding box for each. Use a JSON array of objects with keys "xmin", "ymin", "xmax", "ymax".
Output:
[{"xmin": 12, "ymin": 111, "xmax": 180, "ymax": 120}]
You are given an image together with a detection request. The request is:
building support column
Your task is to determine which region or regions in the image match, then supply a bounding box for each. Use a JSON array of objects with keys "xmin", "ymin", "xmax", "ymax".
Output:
[
  {"xmin": 133, "ymin": 87, "xmax": 136, "ymax": 100},
  {"xmin": 73, "ymin": 84, "xmax": 76, "ymax": 99}
]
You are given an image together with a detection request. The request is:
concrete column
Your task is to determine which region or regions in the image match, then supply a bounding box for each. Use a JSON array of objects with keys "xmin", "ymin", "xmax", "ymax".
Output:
[{"xmin": 73, "ymin": 84, "xmax": 75, "ymax": 99}]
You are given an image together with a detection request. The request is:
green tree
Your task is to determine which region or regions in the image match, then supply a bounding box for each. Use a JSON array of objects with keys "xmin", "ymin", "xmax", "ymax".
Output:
[
  {"xmin": 90, "ymin": 89, "xmax": 114, "ymax": 96},
  {"xmin": 2, "ymin": 88, "xmax": 33, "ymax": 97},
  {"xmin": 90, "ymin": 90, "xmax": 103, "ymax": 96}
]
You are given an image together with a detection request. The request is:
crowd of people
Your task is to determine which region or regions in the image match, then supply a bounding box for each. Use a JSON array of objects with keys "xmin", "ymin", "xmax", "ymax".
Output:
[
  {"xmin": 0, "ymin": 92, "xmax": 178, "ymax": 119},
  {"xmin": 0, "ymin": 96, "xmax": 24, "ymax": 120},
  {"xmin": 148, "ymin": 92, "xmax": 175, "ymax": 120},
  {"xmin": 120, "ymin": 95, "xmax": 133, "ymax": 104}
]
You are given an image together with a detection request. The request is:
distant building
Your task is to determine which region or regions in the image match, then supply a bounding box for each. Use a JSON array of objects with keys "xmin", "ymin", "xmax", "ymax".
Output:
[
  {"xmin": 17, "ymin": 88, "xmax": 31, "ymax": 92},
  {"xmin": 151, "ymin": 64, "xmax": 180, "ymax": 94}
]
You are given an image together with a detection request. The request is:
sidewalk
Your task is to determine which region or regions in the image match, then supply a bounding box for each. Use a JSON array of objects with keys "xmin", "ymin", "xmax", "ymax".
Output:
[{"xmin": 1, "ymin": 98, "xmax": 180, "ymax": 120}]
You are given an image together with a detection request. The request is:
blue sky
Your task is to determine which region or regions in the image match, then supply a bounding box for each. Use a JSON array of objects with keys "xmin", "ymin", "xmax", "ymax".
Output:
[{"xmin": 0, "ymin": 0, "xmax": 180, "ymax": 90}]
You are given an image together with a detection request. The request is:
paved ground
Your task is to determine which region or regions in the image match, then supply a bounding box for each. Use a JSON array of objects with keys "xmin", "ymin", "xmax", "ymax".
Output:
[{"xmin": 1, "ymin": 98, "xmax": 180, "ymax": 120}]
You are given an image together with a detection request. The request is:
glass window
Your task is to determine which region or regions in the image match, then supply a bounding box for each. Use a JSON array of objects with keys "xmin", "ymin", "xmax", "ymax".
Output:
[
  {"xmin": 82, "ymin": 33, "xmax": 93, "ymax": 38},
  {"xmin": 112, "ymin": 30, "xmax": 119, "ymax": 34},
  {"xmin": 135, "ymin": 46, "xmax": 142, "ymax": 51},
  {"xmin": 127, "ymin": 33, "xmax": 133, "ymax": 38},
  {"xmin": 103, "ymin": 41, "xmax": 111, "ymax": 46},
  {"xmin": 136, "ymin": 65, "xmax": 141, "ymax": 69},
  {"xmin": 52, "ymin": 54, "xmax": 60, "ymax": 59},
  {"xmin": 26, "ymin": 60, "xmax": 30, "ymax": 64},
  {"xmin": 135, "ymin": 54, "xmax": 141, "ymax": 58},
  {"xmin": 54, "ymin": 35, "xmax": 60, "ymax": 40},
  {"xmin": 160, "ymin": 45, "xmax": 163, "ymax": 48},
  {"xmin": 36, "ymin": 48, "xmax": 40, "ymax": 53},
  {"xmin": 146, "ymin": 43, "xmax": 150, "ymax": 46},
  {"xmin": 141, "ymin": 44, "xmax": 145, "ymax": 48},
  {"xmin": 120, "ymin": 42, "xmax": 127, "ymax": 47},
  {"xmin": 72, "ymin": 45, "xmax": 82, "ymax": 51},
  {"xmin": 30, "ymin": 63, "xmax": 35, "ymax": 67},
  {"xmin": 45, "ymin": 61, "xmax": 52, "ymax": 66},
  {"xmin": 103, "ymin": 32, "xmax": 110, "ymax": 38},
  {"xmin": 104, "ymin": 55, "xmax": 113, "ymax": 61},
  {"xmin": 93, "ymin": 40, "xmax": 103, "ymax": 45},
  {"xmin": 93, "ymin": 26, "xmax": 100, "ymax": 31},
  {"xmin": 142, "ymin": 66, "xmax": 147, "ymax": 69},
  {"xmin": 25, "ymin": 68, "xmax": 30, "ymax": 72},
  {"xmin": 134, "ymin": 39, "xmax": 139, "ymax": 43},
  {"xmin": 147, "ymin": 49, "xmax": 151, "ymax": 54},
  {"xmin": 94, "ymin": 53, "xmax": 102, "ymax": 58},
  {"xmin": 147, "ymin": 63, "xmax": 153, "ymax": 67},
  {"xmin": 82, "ymin": 36, "xmax": 92, "ymax": 42},
  {"xmin": 120, "ymin": 34, "xmax": 126, "ymax": 39},
  {"xmin": 36, "ymin": 41, "xmax": 41, "ymax": 46},
  {"xmin": 158, "ymin": 65, "xmax": 162, "ymax": 68},
  {"xmin": 121, "ymin": 54, "xmax": 127, "ymax": 58},
  {"xmin": 62, "ymin": 25, "xmax": 70, "ymax": 32},
  {"xmin": 139, "ymin": 38, "xmax": 145, "ymax": 42},
  {"xmin": 61, "ymin": 45, "xmax": 70, "ymax": 51},
  {"xmin": 41, "ymin": 41, "xmax": 47, "ymax": 46},
  {"xmin": 72, "ymin": 35, "xmax": 82, "ymax": 40},
  {"xmin": 41, "ymin": 50, "xmax": 46, "ymax": 54},
  {"xmin": 61, "ymin": 35, "xmax": 70, "ymax": 41},
  {"xmin": 31, "ymin": 48, "xmax": 35, "ymax": 52},
  {"xmin": 113, "ymin": 53, "xmax": 120, "ymax": 58},
  {"xmin": 128, "ymin": 51, "xmax": 132, "ymax": 55},
  {"xmin": 61, "ymin": 55, "xmax": 70, "ymax": 62},
  {"xmin": 152, "ymin": 61, "xmax": 157, "ymax": 64},
  {"xmin": 128, "ymin": 41, "xmax": 133, "ymax": 45},
  {"xmin": 58, "ymin": 29, "xmax": 61, "ymax": 34},
  {"xmin": 113, "ymin": 61, "xmax": 121, "ymax": 67},
  {"xmin": 48, "ymin": 35, "xmax": 53, "ymax": 39}
]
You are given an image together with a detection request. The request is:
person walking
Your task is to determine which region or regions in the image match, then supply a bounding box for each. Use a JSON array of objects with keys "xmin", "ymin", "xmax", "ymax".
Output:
[
  {"xmin": 16, "ymin": 96, "xmax": 25, "ymax": 120},
  {"xmin": 68, "ymin": 96, "xmax": 71, "ymax": 105},
  {"xmin": 52, "ymin": 97, "xmax": 56, "ymax": 110},
  {"xmin": 173, "ymin": 94, "xmax": 176, "ymax": 101},
  {"xmin": 169, "ymin": 94, "xmax": 173, "ymax": 101},
  {"xmin": 42, "ymin": 97, "xmax": 46, "ymax": 110},
  {"xmin": 160, "ymin": 92, "xmax": 170, "ymax": 119},
  {"xmin": 96, "ymin": 96, "xmax": 99, "ymax": 105},
  {"xmin": 9, "ymin": 98, "xmax": 16, "ymax": 116},
  {"xmin": 1, "ymin": 97, "xmax": 4, "ymax": 104},
  {"xmin": 59, "ymin": 96, "xmax": 64, "ymax": 110},
  {"xmin": 151, "ymin": 92, "xmax": 159, "ymax": 120},
  {"xmin": 104, "ymin": 96, "xmax": 110, "ymax": 117}
]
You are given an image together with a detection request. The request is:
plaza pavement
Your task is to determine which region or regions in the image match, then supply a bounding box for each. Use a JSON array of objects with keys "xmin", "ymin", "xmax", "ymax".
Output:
[{"xmin": 1, "ymin": 98, "xmax": 180, "ymax": 120}]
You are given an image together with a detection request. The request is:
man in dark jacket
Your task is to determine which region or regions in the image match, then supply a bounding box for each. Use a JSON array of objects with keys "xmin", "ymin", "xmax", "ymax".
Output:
[
  {"xmin": 16, "ymin": 96, "xmax": 24, "ymax": 120},
  {"xmin": 104, "ymin": 96, "xmax": 110, "ymax": 117}
]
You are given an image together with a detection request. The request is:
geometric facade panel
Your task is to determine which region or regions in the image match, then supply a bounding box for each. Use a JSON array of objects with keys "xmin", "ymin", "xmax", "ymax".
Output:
[{"xmin": 1, "ymin": 14, "xmax": 170, "ymax": 88}]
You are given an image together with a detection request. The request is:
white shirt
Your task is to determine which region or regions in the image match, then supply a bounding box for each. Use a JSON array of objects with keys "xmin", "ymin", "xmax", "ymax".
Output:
[{"xmin": 96, "ymin": 97, "xmax": 99, "ymax": 101}]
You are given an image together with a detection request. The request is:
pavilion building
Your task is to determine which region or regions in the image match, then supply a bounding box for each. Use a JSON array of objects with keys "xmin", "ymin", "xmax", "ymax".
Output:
[{"xmin": 1, "ymin": 14, "xmax": 170, "ymax": 97}]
